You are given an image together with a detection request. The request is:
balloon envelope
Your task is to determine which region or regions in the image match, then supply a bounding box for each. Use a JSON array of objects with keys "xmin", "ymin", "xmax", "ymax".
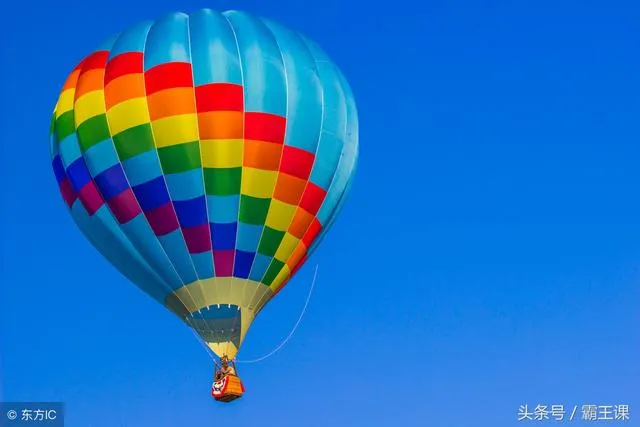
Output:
[{"xmin": 49, "ymin": 9, "xmax": 358, "ymax": 359}]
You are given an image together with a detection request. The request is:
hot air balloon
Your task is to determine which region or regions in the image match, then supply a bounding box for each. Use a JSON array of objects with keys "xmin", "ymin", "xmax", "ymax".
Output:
[{"xmin": 49, "ymin": 8, "xmax": 358, "ymax": 402}]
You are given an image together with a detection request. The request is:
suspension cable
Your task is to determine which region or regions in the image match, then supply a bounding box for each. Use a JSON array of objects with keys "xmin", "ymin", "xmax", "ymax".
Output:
[
  {"xmin": 236, "ymin": 264, "xmax": 318, "ymax": 364},
  {"xmin": 188, "ymin": 264, "xmax": 319, "ymax": 364}
]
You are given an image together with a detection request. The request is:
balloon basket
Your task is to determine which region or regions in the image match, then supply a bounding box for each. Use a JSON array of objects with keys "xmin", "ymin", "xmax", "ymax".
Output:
[{"xmin": 212, "ymin": 374, "xmax": 245, "ymax": 403}]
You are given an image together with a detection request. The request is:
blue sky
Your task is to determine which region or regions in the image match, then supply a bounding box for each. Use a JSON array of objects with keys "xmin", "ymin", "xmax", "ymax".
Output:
[{"xmin": 1, "ymin": 0, "xmax": 639, "ymax": 426}]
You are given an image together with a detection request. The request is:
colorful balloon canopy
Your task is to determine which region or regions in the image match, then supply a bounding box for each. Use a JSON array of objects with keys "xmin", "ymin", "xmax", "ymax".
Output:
[{"xmin": 49, "ymin": 9, "xmax": 358, "ymax": 359}]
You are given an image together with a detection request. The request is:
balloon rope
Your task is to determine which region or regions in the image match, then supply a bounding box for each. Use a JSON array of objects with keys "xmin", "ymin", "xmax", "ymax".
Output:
[
  {"xmin": 188, "ymin": 264, "xmax": 318, "ymax": 365},
  {"xmin": 236, "ymin": 264, "xmax": 319, "ymax": 364}
]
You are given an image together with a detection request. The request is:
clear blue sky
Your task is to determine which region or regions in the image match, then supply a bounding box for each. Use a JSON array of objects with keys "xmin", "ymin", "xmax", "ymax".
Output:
[{"xmin": 1, "ymin": 0, "xmax": 639, "ymax": 426}]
